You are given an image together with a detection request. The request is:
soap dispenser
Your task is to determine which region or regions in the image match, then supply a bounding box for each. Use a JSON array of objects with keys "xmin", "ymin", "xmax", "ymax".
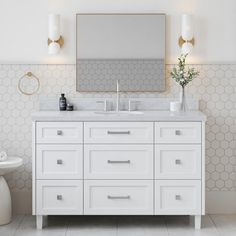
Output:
[{"xmin": 59, "ymin": 93, "xmax": 67, "ymax": 111}]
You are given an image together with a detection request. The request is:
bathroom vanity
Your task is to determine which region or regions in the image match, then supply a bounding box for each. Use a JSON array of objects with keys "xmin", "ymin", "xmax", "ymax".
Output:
[{"xmin": 32, "ymin": 109, "xmax": 206, "ymax": 229}]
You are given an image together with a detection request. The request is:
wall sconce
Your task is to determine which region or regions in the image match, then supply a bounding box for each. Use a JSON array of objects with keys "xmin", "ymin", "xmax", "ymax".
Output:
[
  {"xmin": 179, "ymin": 14, "xmax": 194, "ymax": 54},
  {"xmin": 48, "ymin": 14, "xmax": 64, "ymax": 55}
]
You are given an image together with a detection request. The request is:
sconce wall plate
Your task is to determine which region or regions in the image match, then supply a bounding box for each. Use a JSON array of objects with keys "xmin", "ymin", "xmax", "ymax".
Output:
[
  {"xmin": 178, "ymin": 36, "xmax": 195, "ymax": 47},
  {"xmin": 48, "ymin": 36, "xmax": 64, "ymax": 47}
]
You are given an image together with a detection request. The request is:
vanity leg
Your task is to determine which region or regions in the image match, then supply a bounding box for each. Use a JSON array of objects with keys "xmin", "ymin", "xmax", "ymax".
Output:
[
  {"xmin": 36, "ymin": 215, "xmax": 47, "ymax": 229},
  {"xmin": 194, "ymin": 215, "xmax": 201, "ymax": 229}
]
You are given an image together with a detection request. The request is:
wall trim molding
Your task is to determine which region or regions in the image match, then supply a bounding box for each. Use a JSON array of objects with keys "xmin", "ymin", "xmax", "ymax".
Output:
[{"xmin": 206, "ymin": 191, "xmax": 236, "ymax": 214}]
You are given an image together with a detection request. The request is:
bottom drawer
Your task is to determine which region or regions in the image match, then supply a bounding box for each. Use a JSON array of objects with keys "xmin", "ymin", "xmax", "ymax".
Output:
[
  {"xmin": 155, "ymin": 180, "xmax": 201, "ymax": 215},
  {"xmin": 36, "ymin": 180, "xmax": 83, "ymax": 215},
  {"xmin": 84, "ymin": 180, "xmax": 153, "ymax": 215}
]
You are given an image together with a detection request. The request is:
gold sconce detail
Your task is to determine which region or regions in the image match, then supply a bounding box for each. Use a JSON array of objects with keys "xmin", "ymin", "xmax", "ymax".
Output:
[
  {"xmin": 178, "ymin": 36, "xmax": 194, "ymax": 48},
  {"xmin": 47, "ymin": 36, "xmax": 64, "ymax": 47}
]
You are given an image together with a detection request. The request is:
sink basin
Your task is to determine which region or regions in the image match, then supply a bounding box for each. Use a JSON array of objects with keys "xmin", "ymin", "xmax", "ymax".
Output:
[
  {"xmin": 94, "ymin": 111, "xmax": 144, "ymax": 115},
  {"xmin": 0, "ymin": 157, "xmax": 23, "ymax": 175}
]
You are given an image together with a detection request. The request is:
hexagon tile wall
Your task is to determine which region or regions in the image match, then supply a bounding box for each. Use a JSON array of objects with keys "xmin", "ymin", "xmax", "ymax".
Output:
[{"xmin": 0, "ymin": 64, "xmax": 235, "ymax": 193}]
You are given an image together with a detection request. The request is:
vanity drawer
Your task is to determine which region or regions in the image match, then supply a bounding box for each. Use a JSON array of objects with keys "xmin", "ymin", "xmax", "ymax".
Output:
[
  {"xmin": 36, "ymin": 144, "xmax": 83, "ymax": 179},
  {"xmin": 36, "ymin": 180, "xmax": 83, "ymax": 215},
  {"xmin": 155, "ymin": 122, "xmax": 201, "ymax": 144},
  {"xmin": 84, "ymin": 180, "xmax": 153, "ymax": 215},
  {"xmin": 84, "ymin": 122, "xmax": 153, "ymax": 143},
  {"xmin": 36, "ymin": 122, "xmax": 83, "ymax": 144},
  {"xmin": 84, "ymin": 144, "xmax": 153, "ymax": 179},
  {"xmin": 155, "ymin": 180, "xmax": 201, "ymax": 215},
  {"xmin": 155, "ymin": 145, "xmax": 201, "ymax": 179}
]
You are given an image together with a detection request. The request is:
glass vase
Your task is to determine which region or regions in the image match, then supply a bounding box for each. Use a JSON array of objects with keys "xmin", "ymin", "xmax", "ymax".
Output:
[{"xmin": 180, "ymin": 86, "xmax": 187, "ymax": 112}]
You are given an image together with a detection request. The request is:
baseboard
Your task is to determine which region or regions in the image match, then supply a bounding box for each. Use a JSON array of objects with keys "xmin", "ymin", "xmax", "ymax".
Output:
[
  {"xmin": 12, "ymin": 190, "xmax": 32, "ymax": 214},
  {"xmin": 11, "ymin": 190, "xmax": 236, "ymax": 215},
  {"xmin": 206, "ymin": 191, "xmax": 236, "ymax": 214}
]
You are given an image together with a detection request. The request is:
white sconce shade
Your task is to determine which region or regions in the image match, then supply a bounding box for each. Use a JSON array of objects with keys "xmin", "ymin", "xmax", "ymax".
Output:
[
  {"xmin": 48, "ymin": 14, "xmax": 60, "ymax": 41},
  {"xmin": 48, "ymin": 42, "xmax": 60, "ymax": 55},
  {"xmin": 48, "ymin": 14, "xmax": 64, "ymax": 55},
  {"xmin": 179, "ymin": 14, "xmax": 194, "ymax": 54},
  {"xmin": 181, "ymin": 42, "xmax": 193, "ymax": 55},
  {"xmin": 181, "ymin": 14, "xmax": 193, "ymax": 41}
]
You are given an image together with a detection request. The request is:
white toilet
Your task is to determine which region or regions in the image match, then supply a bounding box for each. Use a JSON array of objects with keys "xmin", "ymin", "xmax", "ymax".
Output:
[{"xmin": 0, "ymin": 157, "xmax": 23, "ymax": 225}]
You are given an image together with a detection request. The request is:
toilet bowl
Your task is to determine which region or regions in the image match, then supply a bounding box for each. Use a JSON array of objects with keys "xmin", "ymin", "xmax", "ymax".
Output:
[{"xmin": 0, "ymin": 157, "xmax": 23, "ymax": 225}]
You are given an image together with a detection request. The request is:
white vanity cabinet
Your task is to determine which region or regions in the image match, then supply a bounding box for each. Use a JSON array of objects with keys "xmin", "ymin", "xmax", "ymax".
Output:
[{"xmin": 32, "ymin": 115, "xmax": 205, "ymax": 230}]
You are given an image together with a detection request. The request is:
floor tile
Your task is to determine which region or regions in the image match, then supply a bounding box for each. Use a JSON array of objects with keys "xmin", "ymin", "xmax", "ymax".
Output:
[
  {"xmin": 166, "ymin": 215, "xmax": 220, "ymax": 236},
  {"xmin": 0, "ymin": 215, "xmax": 24, "ymax": 236},
  {"xmin": 210, "ymin": 214, "xmax": 236, "ymax": 236},
  {"xmin": 66, "ymin": 216, "xmax": 117, "ymax": 236},
  {"xmin": 117, "ymin": 216, "xmax": 168, "ymax": 236},
  {"xmin": 14, "ymin": 215, "xmax": 67, "ymax": 236}
]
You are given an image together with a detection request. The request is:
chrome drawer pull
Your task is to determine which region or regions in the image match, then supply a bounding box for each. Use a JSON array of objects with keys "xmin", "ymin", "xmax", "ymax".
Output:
[
  {"xmin": 57, "ymin": 130, "xmax": 63, "ymax": 135},
  {"xmin": 57, "ymin": 159, "xmax": 63, "ymax": 165},
  {"xmin": 107, "ymin": 160, "xmax": 130, "ymax": 164},
  {"xmin": 175, "ymin": 195, "xmax": 181, "ymax": 200},
  {"xmin": 175, "ymin": 130, "xmax": 181, "ymax": 135},
  {"xmin": 57, "ymin": 195, "xmax": 62, "ymax": 200},
  {"xmin": 107, "ymin": 195, "xmax": 130, "ymax": 200},
  {"xmin": 175, "ymin": 159, "xmax": 181, "ymax": 165},
  {"xmin": 107, "ymin": 131, "xmax": 130, "ymax": 135}
]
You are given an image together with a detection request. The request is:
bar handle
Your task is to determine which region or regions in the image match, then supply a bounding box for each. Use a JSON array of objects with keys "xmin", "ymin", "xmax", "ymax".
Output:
[
  {"xmin": 107, "ymin": 160, "xmax": 130, "ymax": 164},
  {"xmin": 107, "ymin": 195, "xmax": 130, "ymax": 200},
  {"xmin": 107, "ymin": 131, "xmax": 130, "ymax": 135}
]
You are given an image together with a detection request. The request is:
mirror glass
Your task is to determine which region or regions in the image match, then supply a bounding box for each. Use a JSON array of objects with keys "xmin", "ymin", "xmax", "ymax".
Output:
[{"xmin": 76, "ymin": 14, "xmax": 165, "ymax": 92}]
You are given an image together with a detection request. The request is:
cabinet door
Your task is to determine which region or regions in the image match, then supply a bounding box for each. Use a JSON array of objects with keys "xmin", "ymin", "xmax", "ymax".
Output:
[
  {"xmin": 155, "ymin": 122, "xmax": 201, "ymax": 144},
  {"xmin": 84, "ymin": 122, "xmax": 153, "ymax": 144},
  {"xmin": 36, "ymin": 122, "xmax": 83, "ymax": 144},
  {"xmin": 155, "ymin": 180, "xmax": 201, "ymax": 215},
  {"xmin": 155, "ymin": 145, "xmax": 201, "ymax": 179},
  {"xmin": 84, "ymin": 180, "xmax": 153, "ymax": 215},
  {"xmin": 84, "ymin": 145, "xmax": 153, "ymax": 179},
  {"xmin": 36, "ymin": 144, "xmax": 83, "ymax": 179},
  {"xmin": 36, "ymin": 180, "xmax": 83, "ymax": 215}
]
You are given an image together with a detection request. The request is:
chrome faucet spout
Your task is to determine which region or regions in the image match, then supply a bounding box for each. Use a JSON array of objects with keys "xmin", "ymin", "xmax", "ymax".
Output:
[{"xmin": 116, "ymin": 80, "xmax": 119, "ymax": 112}]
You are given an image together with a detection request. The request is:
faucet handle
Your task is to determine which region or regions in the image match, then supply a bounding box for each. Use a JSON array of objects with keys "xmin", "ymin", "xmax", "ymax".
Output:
[
  {"xmin": 96, "ymin": 99, "xmax": 108, "ymax": 111},
  {"xmin": 128, "ymin": 100, "xmax": 141, "ymax": 112}
]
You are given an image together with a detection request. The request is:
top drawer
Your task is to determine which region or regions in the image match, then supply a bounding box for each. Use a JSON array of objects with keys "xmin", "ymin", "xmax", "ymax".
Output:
[
  {"xmin": 84, "ymin": 122, "xmax": 153, "ymax": 144},
  {"xmin": 36, "ymin": 122, "xmax": 83, "ymax": 144},
  {"xmin": 155, "ymin": 122, "xmax": 201, "ymax": 144}
]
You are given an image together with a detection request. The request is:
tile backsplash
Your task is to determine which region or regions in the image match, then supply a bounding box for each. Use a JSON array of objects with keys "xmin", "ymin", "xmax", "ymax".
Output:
[{"xmin": 0, "ymin": 64, "xmax": 235, "ymax": 192}]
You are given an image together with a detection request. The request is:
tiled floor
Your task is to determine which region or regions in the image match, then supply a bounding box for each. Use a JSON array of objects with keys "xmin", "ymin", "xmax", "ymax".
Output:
[{"xmin": 1, "ymin": 215, "xmax": 236, "ymax": 236}]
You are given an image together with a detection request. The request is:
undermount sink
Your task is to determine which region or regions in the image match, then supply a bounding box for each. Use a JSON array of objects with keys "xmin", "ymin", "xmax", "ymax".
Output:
[{"xmin": 94, "ymin": 111, "xmax": 144, "ymax": 115}]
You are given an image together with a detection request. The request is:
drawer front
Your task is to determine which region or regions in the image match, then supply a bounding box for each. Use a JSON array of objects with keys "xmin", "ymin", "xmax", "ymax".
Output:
[
  {"xmin": 155, "ymin": 145, "xmax": 201, "ymax": 179},
  {"xmin": 84, "ymin": 180, "xmax": 153, "ymax": 215},
  {"xmin": 36, "ymin": 122, "xmax": 83, "ymax": 143},
  {"xmin": 84, "ymin": 145, "xmax": 153, "ymax": 179},
  {"xmin": 155, "ymin": 180, "xmax": 201, "ymax": 215},
  {"xmin": 36, "ymin": 180, "xmax": 83, "ymax": 215},
  {"xmin": 36, "ymin": 145, "xmax": 83, "ymax": 179},
  {"xmin": 84, "ymin": 122, "xmax": 153, "ymax": 144},
  {"xmin": 155, "ymin": 122, "xmax": 201, "ymax": 144}
]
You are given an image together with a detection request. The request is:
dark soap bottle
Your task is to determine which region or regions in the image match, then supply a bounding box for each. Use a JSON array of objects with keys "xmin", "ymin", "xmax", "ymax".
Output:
[{"xmin": 59, "ymin": 94, "xmax": 67, "ymax": 111}]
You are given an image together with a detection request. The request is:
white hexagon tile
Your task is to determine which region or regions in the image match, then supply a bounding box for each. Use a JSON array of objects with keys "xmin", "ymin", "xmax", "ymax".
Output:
[{"xmin": 0, "ymin": 64, "xmax": 235, "ymax": 192}]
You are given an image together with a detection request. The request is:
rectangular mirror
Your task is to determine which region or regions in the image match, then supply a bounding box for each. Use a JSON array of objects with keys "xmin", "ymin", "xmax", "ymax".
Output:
[{"xmin": 76, "ymin": 13, "xmax": 165, "ymax": 92}]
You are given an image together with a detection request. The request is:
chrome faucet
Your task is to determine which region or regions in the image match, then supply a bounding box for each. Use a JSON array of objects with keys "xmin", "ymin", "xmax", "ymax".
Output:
[{"xmin": 116, "ymin": 80, "xmax": 120, "ymax": 112}]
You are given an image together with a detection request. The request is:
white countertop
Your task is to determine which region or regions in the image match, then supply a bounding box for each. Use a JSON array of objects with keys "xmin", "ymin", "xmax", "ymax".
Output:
[{"xmin": 32, "ymin": 110, "xmax": 207, "ymax": 122}]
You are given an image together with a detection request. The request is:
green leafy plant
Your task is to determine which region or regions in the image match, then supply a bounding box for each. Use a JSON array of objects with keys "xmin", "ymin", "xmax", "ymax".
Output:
[{"xmin": 170, "ymin": 54, "xmax": 199, "ymax": 88}]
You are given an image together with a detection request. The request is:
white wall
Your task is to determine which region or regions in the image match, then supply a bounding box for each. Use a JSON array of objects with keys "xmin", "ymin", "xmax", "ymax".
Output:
[{"xmin": 1, "ymin": 0, "xmax": 236, "ymax": 64}]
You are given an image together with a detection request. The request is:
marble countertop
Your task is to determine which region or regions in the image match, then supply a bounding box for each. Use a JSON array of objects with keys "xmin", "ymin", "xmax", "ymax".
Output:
[{"xmin": 32, "ymin": 110, "xmax": 207, "ymax": 122}]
